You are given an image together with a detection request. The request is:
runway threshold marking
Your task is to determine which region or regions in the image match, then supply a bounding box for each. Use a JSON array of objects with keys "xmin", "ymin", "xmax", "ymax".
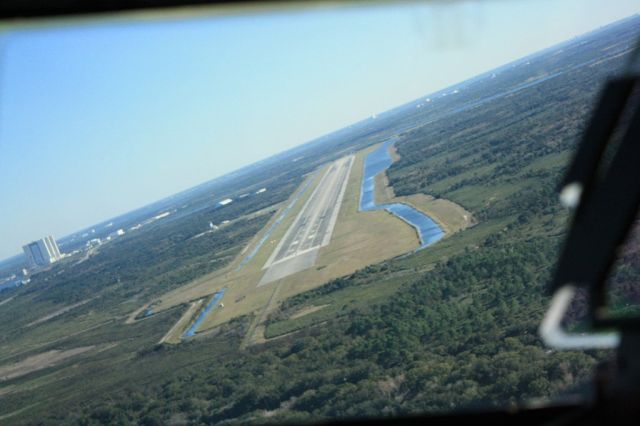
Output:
[{"xmin": 258, "ymin": 155, "xmax": 354, "ymax": 285}]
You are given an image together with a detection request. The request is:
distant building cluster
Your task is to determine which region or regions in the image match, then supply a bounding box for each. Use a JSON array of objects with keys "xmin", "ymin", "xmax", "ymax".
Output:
[
  {"xmin": 86, "ymin": 238, "xmax": 102, "ymax": 248},
  {"xmin": 154, "ymin": 212, "xmax": 171, "ymax": 220},
  {"xmin": 0, "ymin": 268, "xmax": 30, "ymax": 292},
  {"xmin": 107, "ymin": 228, "xmax": 125, "ymax": 240},
  {"xmin": 212, "ymin": 188, "xmax": 267, "ymax": 212},
  {"xmin": 22, "ymin": 236, "xmax": 62, "ymax": 269}
]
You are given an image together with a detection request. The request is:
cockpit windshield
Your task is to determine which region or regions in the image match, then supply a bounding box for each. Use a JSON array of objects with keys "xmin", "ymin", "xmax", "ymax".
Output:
[{"xmin": 0, "ymin": 1, "xmax": 639, "ymax": 423}]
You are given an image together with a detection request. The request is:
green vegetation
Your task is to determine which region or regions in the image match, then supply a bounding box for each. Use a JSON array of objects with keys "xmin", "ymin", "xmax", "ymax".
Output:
[{"xmin": 264, "ymin": 267, "xmax": 411, "ymax": 339}]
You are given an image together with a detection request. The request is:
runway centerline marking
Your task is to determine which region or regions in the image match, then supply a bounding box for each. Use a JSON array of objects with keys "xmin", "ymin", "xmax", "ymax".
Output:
[{"xmin": 258, "ymin": 155, "xmax": 354, "ymax": 286}]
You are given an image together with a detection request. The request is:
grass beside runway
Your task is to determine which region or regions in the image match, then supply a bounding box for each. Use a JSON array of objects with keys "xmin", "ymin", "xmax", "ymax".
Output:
[
  {"xmin": 185, "ymin": 168, "xmax": 331, "ymax": 333},
  {"xmin": 147, "ymin": 170, "xmax": 324, "ymax": 313},
  {"xmin": 159, "ymin": 300, "xmax": 203, "ymax": 344},
  {"xmin": 374, "ymin": 143, "xmax": 475, "ymax": 236},
  {"xmin": 150, "ymin": 142, "xmax": 464, "ymax": 343}
]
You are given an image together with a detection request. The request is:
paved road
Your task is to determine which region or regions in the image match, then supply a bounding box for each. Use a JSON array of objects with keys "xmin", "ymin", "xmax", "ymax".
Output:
[{"xmin": 258, "ymin": 155, "xmax": 354, "ymax": 286}]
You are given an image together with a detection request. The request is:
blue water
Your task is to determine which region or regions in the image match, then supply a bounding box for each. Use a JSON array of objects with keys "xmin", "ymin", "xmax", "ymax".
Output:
[
  {"xmin": 183, "ymin": 289, "xmax": 226, "ymax": 338},
  {"xmin": 235, "ymin": 174, "xmax": 316, "ymax": 271},
  {"xmin": 0, "ymin": 280, "xmax": 24, "ymax": 293},
  {"xmin": 360, "ymin": 140, "xmax": 444, "ymax": 249},
  {"xmin": 0, "ymin": 282, "xmax": 19, "ymax": 293}
]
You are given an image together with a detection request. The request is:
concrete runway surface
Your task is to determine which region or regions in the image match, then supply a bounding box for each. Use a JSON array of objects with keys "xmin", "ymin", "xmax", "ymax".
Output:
[{"xmin": 258, "ymin": 155, "xmax": 354, "ymax": 286}]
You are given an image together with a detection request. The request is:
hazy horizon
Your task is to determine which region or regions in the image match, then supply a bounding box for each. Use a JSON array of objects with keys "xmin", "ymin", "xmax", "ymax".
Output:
[{"xmin": 1, "ymin": 0, "xmax": 638, "ymax": 260}]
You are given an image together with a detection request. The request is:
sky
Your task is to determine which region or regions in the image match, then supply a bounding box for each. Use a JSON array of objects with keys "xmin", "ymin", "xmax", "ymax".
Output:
[{"xmin": 0, "ymin": 0, "xmax": 638, "ymax": 259}]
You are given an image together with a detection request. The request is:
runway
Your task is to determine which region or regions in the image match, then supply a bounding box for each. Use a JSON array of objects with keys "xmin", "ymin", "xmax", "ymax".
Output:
[{"xmin": 258, "ymin": 155, "xmax": 354, "ymax": 286}]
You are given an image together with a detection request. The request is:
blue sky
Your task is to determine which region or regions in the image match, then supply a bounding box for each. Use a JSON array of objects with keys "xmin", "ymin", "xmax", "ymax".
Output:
[{"xmin": 0, "ymin": 0, "xmax": 638, "ymax": 259}]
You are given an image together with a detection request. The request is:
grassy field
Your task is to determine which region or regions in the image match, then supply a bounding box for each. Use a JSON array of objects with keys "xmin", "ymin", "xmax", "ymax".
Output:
[
  {"xmin": 144, "ymin": 143, "xmax": 428, "ymax": 342},
  {"xmin": 221, "ymin": 140, "xmax": 484, "ymax": 345},
  {"xmin": 130, "ymin": 167, "xmax": 328, "ymax": 339},
  {"xmin": 146, "ymin": 171, "xmax": 323, "ymax": 315},
  {"xmin": 158, "ymin": 139, "xmax": 482, "ymax": 343},
  {"xmin": 262, "ymin": 216, "xmax": 509, "ymax": 341},
  {"xmin": 397, "ymin": 195, "xmax": 475, "ymax": 234},
  {"xmin": 374, "ymin": 144, "xmax": 475, "ymax": 235},
  {"xmin": 375, "ymin": 172, "xmax": 396, "ymax": 204},
  {"xmin": 264, "ymin": 272, "xmax": 414, "ymax": 339},
  {"xmin": 204, "ymin": 145, "xmax": 420, "ymax": 334},
  {"xmin": 298, "ymin": 144, "xmax": 419, "ymax": 290},
  {"xmin": 159, "ymin": 300, "xmax": 203, "ymax": 344}
]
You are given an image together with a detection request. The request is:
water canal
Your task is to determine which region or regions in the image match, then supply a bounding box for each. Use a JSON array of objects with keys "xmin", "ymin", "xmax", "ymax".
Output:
[
  {"xmin": 359, "ymin": 140, "xmax": 444, "ymax": 248},
  {"xmin": 183, "ymin": 289, "xmax": 226, "ymax": 338}
]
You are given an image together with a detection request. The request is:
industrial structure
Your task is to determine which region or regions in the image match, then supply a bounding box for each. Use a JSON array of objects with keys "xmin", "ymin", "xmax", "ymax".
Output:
[{"xmin": 22, "ymin": 235, "xmax": 62, "ymax": 269}]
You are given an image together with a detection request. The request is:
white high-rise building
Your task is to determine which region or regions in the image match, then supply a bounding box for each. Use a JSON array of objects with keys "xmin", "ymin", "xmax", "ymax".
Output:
[{"xmin": 23, "ymin": 236, "xmax": 62, "ymax": 269}]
